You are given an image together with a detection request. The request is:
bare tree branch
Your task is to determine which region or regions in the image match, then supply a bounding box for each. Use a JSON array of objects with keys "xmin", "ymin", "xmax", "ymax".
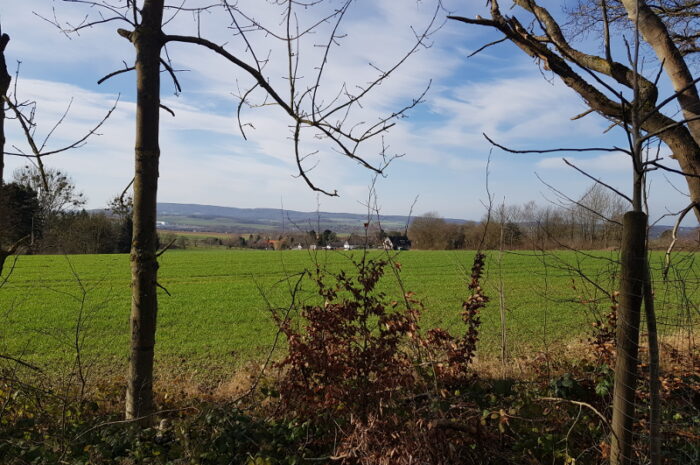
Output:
[
  {"xmin": 563, "ymin": 158, "xmax": 633, "ymax": 204},
  {"xmin": 484, "ymin": 132, "xmax": 630, "ymax": 155}
]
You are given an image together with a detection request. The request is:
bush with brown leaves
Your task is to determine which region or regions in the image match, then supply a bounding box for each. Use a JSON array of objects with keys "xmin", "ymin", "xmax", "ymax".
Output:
[
  {"xmin": 274, "ymin": 253, "xmax": 490, "ymax": 418},
  {"xmin": 274, "ymin": 256, "xmax": 421, "ymax": 419}
]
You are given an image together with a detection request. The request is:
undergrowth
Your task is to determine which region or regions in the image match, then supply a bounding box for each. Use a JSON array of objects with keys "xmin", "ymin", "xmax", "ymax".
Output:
[{"xmin": 0, "ymin": 253, "xmax": 698, "ymax": 464}]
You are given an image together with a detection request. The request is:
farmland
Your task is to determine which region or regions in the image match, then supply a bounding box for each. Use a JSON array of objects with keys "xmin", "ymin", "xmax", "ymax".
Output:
[{"xmin": 0, "ymin": 249, "xmax": 697, "ymax": 375}]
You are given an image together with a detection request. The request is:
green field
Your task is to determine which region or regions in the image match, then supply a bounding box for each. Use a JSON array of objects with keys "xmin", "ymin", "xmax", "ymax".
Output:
[{"xmin": 0, "ymin": 249, "xmax": 697, "ymax": 376}]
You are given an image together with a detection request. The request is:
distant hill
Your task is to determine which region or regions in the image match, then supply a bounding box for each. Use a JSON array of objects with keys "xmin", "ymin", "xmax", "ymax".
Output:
[
  {"xmin": 156, "ymin": 203, "xmax": 469, "ymax": 234},
  {"xmin": 649, "ymin": 224, "xmax": 697, "ymax": 240},
  {"xmin": 95, "ymin": 202, "xmax": 696, "ymax": 238}
]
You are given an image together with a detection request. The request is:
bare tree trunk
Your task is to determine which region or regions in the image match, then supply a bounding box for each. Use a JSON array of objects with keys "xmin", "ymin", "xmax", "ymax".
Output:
[
  {"xmin": 451, "ymin": 1, "xmax": 700, "ymax": 222},
  {"xmin": 646, "ymin": 102, "xmax": 700, "ymax": 222},
  {"xmin": 621, "ymin": 0, "xmax": 700, "ymax": 140},
  {"xmin": 620, "ymin": 0, "xmax": 700, "ymax": 220},
  {"xmin": 611, "ymin": 211, "xmax": 647, "ymax": 465},
  {"xmin": 0, "ymin": 32, "xmax": 9, "ymax": 187},
  {"xmin": 0, "ymin": 32, "xmax": 11, "ymax": 277},
  {"xmin": 124, "ymin": 0, "xmax": 164, "ymax": 422},
  {"xmin": 643, "ymin": 262, "xmax": 661, "ymax": 465}
]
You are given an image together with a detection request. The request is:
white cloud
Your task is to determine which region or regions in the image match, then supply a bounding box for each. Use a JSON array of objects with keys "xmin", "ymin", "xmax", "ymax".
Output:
[
  {"xmin": 0, "ymin": 1, "xmax": 693, "ymax": 220},
  {"xmin": 426, "ymin": 75, "xmax": 605, "ymax": 148},
  {"xmin": 2, "ymin": 77, "xmax": 397, "ymax": 213}
]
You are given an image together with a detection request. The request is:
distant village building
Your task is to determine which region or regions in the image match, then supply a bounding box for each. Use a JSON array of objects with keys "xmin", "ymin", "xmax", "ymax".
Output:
[
  {"xmin": 346, "ymin": 233, "xmax": 369, "ymax": 249},
  {"xmin": 386, "ymin": 234, "xmax": 411, "ymax": 251},
  {"xmin": 268, "ymin": 239, "xmax": 285, "ymax": 251}
]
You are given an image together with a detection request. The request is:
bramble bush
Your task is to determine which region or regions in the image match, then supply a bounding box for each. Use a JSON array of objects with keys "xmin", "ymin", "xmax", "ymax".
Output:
[{"xmin": 273, "ymin": 252, "xmax": 489, "ymax": 420}]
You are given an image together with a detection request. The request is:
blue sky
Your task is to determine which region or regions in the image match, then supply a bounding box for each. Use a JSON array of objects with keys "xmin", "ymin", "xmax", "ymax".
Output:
[{"xmin": 1, "ymin": 0, "xmax": 694, "ymax": 223}]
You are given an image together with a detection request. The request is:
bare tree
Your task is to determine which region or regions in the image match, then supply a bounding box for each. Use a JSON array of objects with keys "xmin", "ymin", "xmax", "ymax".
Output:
[
  {"xmin": 449, "ymin": 0, "xmax": 700, "ymax": 222},
  {"xmin": 575, "ymin": 184, "xmax": 626, "ymax": 247},
  {"xmin": 0, "ymin": 29, "xmax": 9, "ymax": 186},
  {"xmin": 1, "ymin": 31, "xmax": 101, "ymax": 270},
  {"xmin": 566, "ymin": 0, "xmax": 700, "ymax": 58},
  {"xmin": 13, "ymin": 165, "xmax": 86, "ymax": 219},
  {"xmin": 408, "ymin": 212, "xmax": 449, "ymax": 249},
  {"xmin": 0, "ymin": 30, "xmax": 16, "ymax": 274},
  {"xmin": 52, "ymin": 0, "xmax": 439, "ymax": 421},
  {"xmin": 0, "ymin": 30, "xmax": 115, "ymax": 274},
  {"xmin": 447, "ymin": 2, "xmax": 700, "ymax": 463}
]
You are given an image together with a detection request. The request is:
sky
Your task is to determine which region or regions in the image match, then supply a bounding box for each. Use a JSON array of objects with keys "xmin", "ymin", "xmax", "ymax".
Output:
[{"xmin": 1, "ymin": 0, "xmax": 696, "ymax": 224}]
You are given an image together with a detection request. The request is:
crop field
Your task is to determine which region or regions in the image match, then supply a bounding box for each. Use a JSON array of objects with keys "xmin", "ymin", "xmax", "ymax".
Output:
[{"xmin": 0, "ymin": 249, "xmax": 697, "ymax": 375}]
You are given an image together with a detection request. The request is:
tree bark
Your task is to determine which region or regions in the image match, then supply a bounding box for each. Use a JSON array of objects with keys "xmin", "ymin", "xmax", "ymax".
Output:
[
  {"xmin": 0, "ymin": 32, "xmax": 11, "ymax": 277},
  {"xmin": 450, "ymin": 0, "xmax": 700, "ymax": 221},
  {"xmin": 621, "ymin": 0, "xmax": 700, "ymax": 220},
  {"xmin": 643, "ymin": 262, "xmax": 661, "ymax": 465},
  {"xmin": 621, "ymin": 0, "xmax": 700, "ymax": 143},
  {"xmin": 611, "ymin": 211, "xmax": 647, "ymax": 465},
  {"xmin": 0, "ymin": 32, "xmax": 9, "ymax": 187},
  {"xmin": 125, "ymin": 0, "xmax": 164, "ymax": 422}
]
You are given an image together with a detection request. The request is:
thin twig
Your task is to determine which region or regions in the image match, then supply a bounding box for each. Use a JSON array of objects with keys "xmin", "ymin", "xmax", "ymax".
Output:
[
  {"xmin": 663, "ymin": 201, "xmax": 700, "ymax": 279},
  {"xmin": 563, "ymin": 158, "xmax": 633, "ymax": 204}
]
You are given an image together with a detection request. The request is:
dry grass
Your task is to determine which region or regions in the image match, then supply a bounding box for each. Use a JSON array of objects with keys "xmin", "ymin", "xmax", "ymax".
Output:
[{"xmin": 468, "ymin": 328, "xmax": 698, "ymax": 383}]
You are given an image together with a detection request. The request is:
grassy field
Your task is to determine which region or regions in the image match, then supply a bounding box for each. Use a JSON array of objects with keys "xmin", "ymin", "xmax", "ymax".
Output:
[{"xmin": 0, "ymin": 249, "xmax": 697, "ymax": 375}]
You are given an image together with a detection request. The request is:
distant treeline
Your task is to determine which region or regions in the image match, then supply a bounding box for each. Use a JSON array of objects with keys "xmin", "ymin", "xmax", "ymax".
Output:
[
  {"xmin": 158, "ymin": 228, "xmax": 391, "ymax": 251},
  {"xmin": 3, "ymin": 175, "xmax": 697, "ymax": 255},
  {"xmin": 1, "ymin": 167, "xmax": 132, "ymax": 256},
  {"xmin": 407, "ymin": 185, "xmax": 696, "ymax": 250}
]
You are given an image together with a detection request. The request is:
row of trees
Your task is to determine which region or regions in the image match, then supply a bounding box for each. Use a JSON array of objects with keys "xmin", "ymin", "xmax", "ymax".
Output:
[
  {"xmin": 409, "ymin": 184, "xmax": 627, "ymax": 250},
  {"xmin": 0, "ymin": 165, "xmax": 131, "ymax": 255},
  {"xmin": 159, "ymin": 229, "xmax": 379, "ymax": 250}
]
